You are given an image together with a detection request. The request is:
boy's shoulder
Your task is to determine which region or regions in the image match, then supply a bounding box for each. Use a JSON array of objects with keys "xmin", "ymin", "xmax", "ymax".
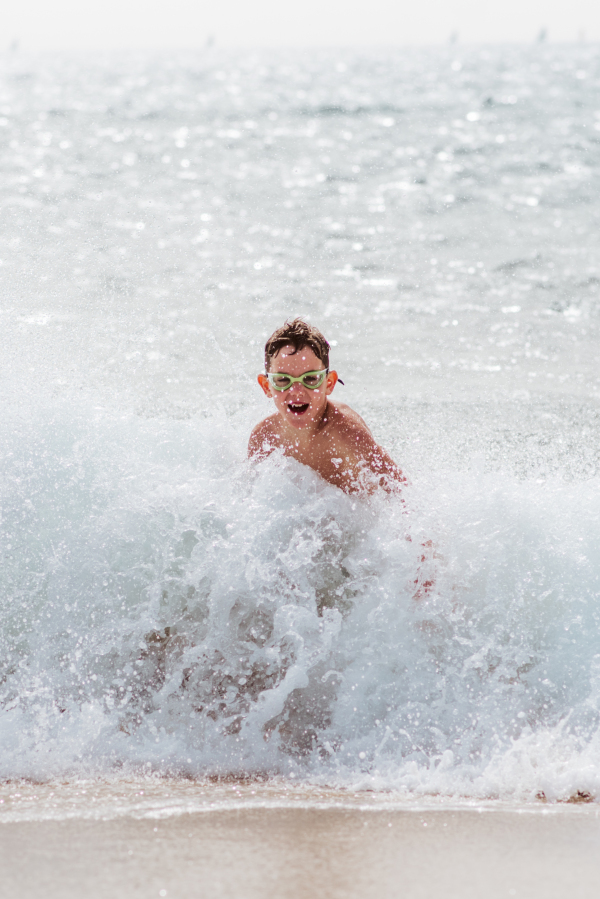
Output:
[
  {"xmin": 323, "ymin": 401, "xmax": 372, "ymax": 438},
  {"xmin": 248, "ymin": 412, "xmax": 281, "ymax": 457},
  {"xmin": 249, "ymin": 411, "xmax": 280, "ymax": 438}
]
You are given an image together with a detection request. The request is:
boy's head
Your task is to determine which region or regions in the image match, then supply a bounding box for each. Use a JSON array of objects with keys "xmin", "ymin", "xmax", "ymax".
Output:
[
  {"xmin": 264, "ymin": 318, "xmax": 329, "ymax": 372},
  {"xmin": 259, "ymin": 319, "xmax": 339, "ymax": 429}
]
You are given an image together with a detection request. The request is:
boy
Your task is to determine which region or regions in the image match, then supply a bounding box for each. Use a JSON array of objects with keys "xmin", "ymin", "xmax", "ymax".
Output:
[{"xmin": 248, "ymin": 319, "xmax": 405, "ymax": 494}]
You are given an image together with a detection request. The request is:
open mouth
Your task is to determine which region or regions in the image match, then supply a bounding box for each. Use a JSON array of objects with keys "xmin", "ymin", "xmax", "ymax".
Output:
[{"xmin": 288, "ymin": 402, "xmax": 310, "ymax": 416}]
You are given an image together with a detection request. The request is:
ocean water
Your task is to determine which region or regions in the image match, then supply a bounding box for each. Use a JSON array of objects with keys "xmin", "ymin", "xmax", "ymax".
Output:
[{"xmin": 2, "ymin": 44, "xmax": 600, "ymax": 804}]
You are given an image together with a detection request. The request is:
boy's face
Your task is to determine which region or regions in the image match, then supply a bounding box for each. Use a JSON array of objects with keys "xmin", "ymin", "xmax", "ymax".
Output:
[{"xmin": 258, "ymin": 344, "xmax": 338, "ymax": 430}]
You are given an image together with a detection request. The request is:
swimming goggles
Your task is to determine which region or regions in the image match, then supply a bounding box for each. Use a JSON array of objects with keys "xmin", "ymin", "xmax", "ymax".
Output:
[{"xmin": 266, "ymin": 369, "xmax": 328, "ymax": 391}]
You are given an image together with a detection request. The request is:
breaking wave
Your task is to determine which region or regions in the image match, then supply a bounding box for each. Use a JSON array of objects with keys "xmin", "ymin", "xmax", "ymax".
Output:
[{"xmin": 2, "ymin": 400, "xmax": 600, "ymax": 802}]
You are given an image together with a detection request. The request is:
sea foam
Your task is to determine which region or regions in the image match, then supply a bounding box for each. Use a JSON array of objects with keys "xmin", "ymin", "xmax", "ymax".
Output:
[{"xmin": 2, "ymin": 399, "xmax": 600, "ymax": 801}]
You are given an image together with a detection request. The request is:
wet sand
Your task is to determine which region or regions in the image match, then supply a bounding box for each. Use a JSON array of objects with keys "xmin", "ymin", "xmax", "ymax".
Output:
[{"xmin": 3, "ymin": 801, "xmax": 600, "ymax": 899}]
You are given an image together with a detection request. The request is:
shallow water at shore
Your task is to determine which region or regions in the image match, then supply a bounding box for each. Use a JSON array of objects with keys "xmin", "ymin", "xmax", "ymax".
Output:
[{"xmin": 3, "ymin": 776, "xmax": 593, "ymax": 824}]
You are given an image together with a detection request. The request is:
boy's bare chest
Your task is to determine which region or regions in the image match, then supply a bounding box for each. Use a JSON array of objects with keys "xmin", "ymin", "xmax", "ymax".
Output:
[{"xmin": 271, "ymin": 426, "xmax": 361, "ymax": 488}]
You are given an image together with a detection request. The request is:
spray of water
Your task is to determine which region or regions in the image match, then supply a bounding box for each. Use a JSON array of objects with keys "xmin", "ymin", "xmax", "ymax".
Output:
[{"xmin": 2, "ymin": 400, "xmax": 600, "ymax": 801}]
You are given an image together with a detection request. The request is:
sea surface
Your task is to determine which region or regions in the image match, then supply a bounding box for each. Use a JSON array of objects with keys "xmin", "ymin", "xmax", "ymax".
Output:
[{"xmin": 2, "ymin": 44, "xmax": 600, "ymax": 808}]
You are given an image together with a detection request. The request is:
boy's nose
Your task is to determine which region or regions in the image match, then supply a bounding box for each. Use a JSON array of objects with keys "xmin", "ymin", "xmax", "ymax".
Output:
[{"xmin": 288, "ymin": 383, "xmax": 308, "ymax": 398}]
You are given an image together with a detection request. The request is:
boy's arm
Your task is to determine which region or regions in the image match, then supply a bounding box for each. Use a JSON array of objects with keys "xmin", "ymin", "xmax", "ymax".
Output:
[
  {"xmin": 248, "ymin": 419, "xmax": 276, "ymax": 460},
  {"xmin": 358, "ymin": 430, "xmax": 407, "ymax": 491},
  {"xmin": 248, "ymin": 423, "xmax": 265, "ymax": 459},
  {"xmin": 336, "ymin": 420, "xmax": 406, "ymax": 492}
]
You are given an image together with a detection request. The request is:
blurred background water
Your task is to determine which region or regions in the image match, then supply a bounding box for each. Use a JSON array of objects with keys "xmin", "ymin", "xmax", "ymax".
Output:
[{"xmin": 2, "ymin": 45, "xmax": 600, "ymax": 800}]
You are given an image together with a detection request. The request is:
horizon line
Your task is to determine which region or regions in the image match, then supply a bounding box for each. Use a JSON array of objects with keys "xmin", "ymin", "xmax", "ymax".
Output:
[{"xmin": 2, "ymin": 38, "xmax": 598, "ymax": 55}]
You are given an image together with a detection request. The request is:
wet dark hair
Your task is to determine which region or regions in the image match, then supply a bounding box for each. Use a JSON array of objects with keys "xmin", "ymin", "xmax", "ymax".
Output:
[{"xmin": 264, "ymin": 318, "xmax": 330, "ymax": 371}]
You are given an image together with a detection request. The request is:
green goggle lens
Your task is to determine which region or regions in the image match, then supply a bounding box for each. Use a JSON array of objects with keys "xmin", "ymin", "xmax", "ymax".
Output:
[{"xmin": 267, "ymin": 369, "xmax": 328, "ymax": 391}]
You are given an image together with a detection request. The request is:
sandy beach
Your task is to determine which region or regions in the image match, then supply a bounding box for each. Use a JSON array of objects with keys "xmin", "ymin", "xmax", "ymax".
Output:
[{"xmin": 1, "ymin": 782, "xmax": 600, "ymax": 899}]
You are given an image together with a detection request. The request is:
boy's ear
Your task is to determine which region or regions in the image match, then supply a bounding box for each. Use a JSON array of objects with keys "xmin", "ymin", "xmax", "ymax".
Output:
[
  {"xmin": 257, "ymin": 373, "xmax": 273, "ymax": 397},
  {"xmin": 325, "ymin": 371, "xmax": 338, "ymax": 394}
]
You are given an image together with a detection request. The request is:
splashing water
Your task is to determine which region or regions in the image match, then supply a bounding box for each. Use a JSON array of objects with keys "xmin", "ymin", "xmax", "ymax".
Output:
[
  {"xmin": 2, "ymin": 45, "xmax": 600, "ymax": 802},
  {"xmin": 2, "ymin": 399, "xmax": 600, "ymax": 802}
]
